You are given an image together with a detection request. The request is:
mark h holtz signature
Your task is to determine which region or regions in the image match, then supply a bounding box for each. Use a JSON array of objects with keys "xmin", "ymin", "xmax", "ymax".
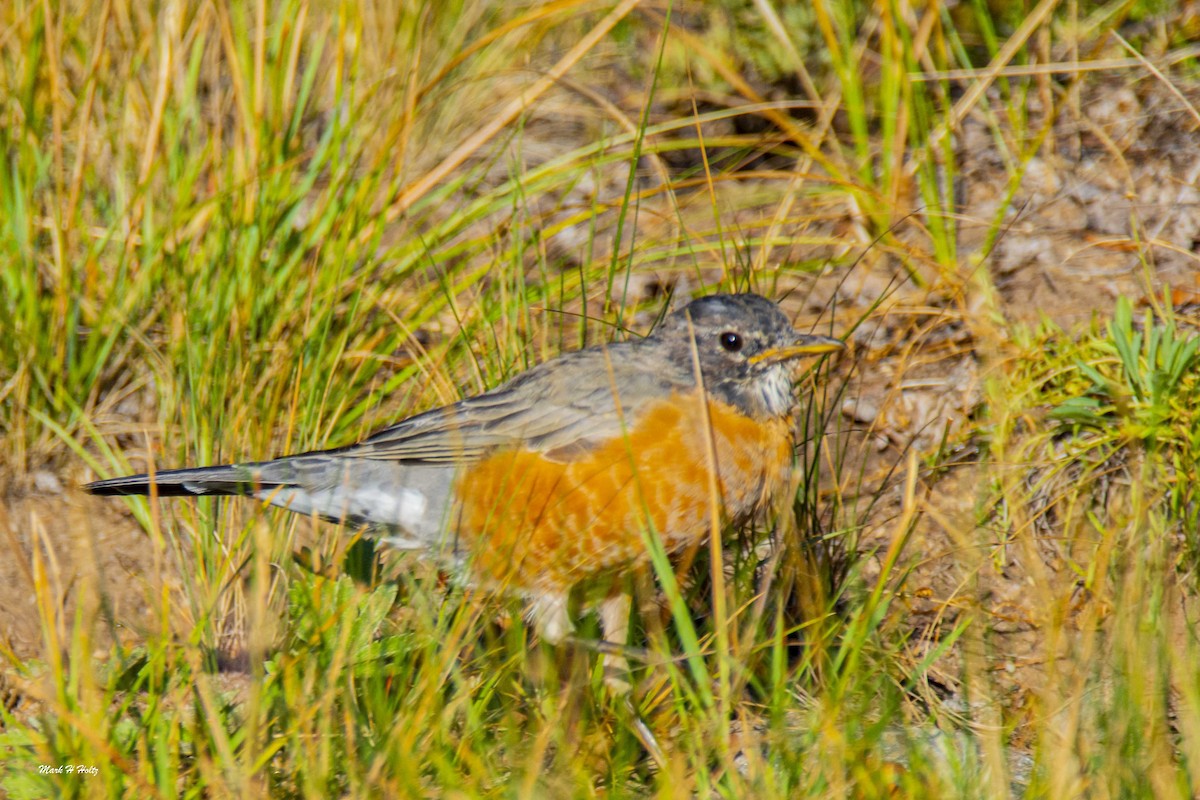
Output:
[{"xmin": 38, "ymin": 764, "xmax": 100, "ymax": 776}]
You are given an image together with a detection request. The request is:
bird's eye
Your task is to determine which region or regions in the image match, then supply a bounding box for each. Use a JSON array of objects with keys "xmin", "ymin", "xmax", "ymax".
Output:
[{"xmin": 719, "ymin": 331, "xmax": 744, "ymax": 352}]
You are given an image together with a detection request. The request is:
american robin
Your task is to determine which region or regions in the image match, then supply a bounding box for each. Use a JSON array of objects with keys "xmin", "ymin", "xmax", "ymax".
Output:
[{"xmin": 87, "ymin": 293, "xmax": 842, "ymax": 648}]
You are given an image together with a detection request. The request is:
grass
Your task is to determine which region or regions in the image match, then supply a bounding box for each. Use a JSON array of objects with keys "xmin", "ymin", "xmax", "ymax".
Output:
[{"xmin": 3, "ymin": 0, "xmax": 1200, "ymax": 796}]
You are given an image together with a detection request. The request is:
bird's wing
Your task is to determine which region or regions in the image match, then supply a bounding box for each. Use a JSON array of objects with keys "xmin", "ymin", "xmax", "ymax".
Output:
[{"xmin": 331, "ymin": 343, "xmax": 691, "ymax": 465}]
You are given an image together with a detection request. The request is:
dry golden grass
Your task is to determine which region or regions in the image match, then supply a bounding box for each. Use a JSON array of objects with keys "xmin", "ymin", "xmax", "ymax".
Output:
[{"xmin": 3, "ymin": 0, "xmax": 1200, "ymax": 796}]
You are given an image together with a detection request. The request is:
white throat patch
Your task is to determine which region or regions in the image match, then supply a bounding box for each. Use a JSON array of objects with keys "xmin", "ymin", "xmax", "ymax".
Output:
[{"xmin": 758, "ymin": 364, "xmax": 797, "ymax": 417}]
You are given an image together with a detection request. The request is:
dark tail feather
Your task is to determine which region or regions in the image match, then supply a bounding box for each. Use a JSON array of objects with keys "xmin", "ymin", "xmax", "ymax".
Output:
[{"xmin": 85, "ymin": 464, "xmax": 272, "ymax": 497}]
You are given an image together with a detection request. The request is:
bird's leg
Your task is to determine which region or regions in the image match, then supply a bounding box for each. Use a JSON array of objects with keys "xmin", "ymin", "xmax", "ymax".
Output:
[
  {"xmin": 526, "ymin": 591, "xmax": 573, "ymax": 645},
  {"xmin": 598, "ymin": 591, "xmax": 632, "ymax": 693}
]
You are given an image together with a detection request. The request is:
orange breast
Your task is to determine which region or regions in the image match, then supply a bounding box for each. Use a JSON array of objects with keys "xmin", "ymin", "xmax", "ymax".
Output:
[{"xmin": 451, "ymin": 392, "xmax": 794, "ymax": 594}]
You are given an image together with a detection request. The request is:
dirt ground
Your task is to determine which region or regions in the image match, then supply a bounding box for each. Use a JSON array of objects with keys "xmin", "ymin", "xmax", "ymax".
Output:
[
  {"xmin": 3, "ymin": 77, "xmax": 1199, "ymax": 738},
  {"xmin": 816, "ymin": 76, "xmax": 1200, "ymax": 738}
]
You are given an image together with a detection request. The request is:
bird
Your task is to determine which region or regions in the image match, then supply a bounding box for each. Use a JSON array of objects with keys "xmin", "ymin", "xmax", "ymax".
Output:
[{"xmin": 86, "ymin": 293, "xmax": 842, "ymax": 653}]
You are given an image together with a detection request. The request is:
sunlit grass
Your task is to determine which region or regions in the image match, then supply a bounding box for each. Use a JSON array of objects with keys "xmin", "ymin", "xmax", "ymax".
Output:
[{"xmin": 3, "ymin": 0, "xmax": 1200, "ymax": 796}]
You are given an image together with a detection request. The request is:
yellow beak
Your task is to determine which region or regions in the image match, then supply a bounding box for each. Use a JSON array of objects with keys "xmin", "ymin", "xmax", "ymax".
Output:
[{"xmin": 748, "ymin": 334, "xmax": 844, "ymax": 366}]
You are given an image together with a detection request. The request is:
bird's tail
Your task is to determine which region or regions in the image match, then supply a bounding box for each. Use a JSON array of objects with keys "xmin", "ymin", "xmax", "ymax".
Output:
[
  {"xmin": 85, "ymin": 455, "xmax": 455, "ymax": 540},
  {"xmin": 85, "ymin": 463, "xmax": 271, "ymax": 497}
]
